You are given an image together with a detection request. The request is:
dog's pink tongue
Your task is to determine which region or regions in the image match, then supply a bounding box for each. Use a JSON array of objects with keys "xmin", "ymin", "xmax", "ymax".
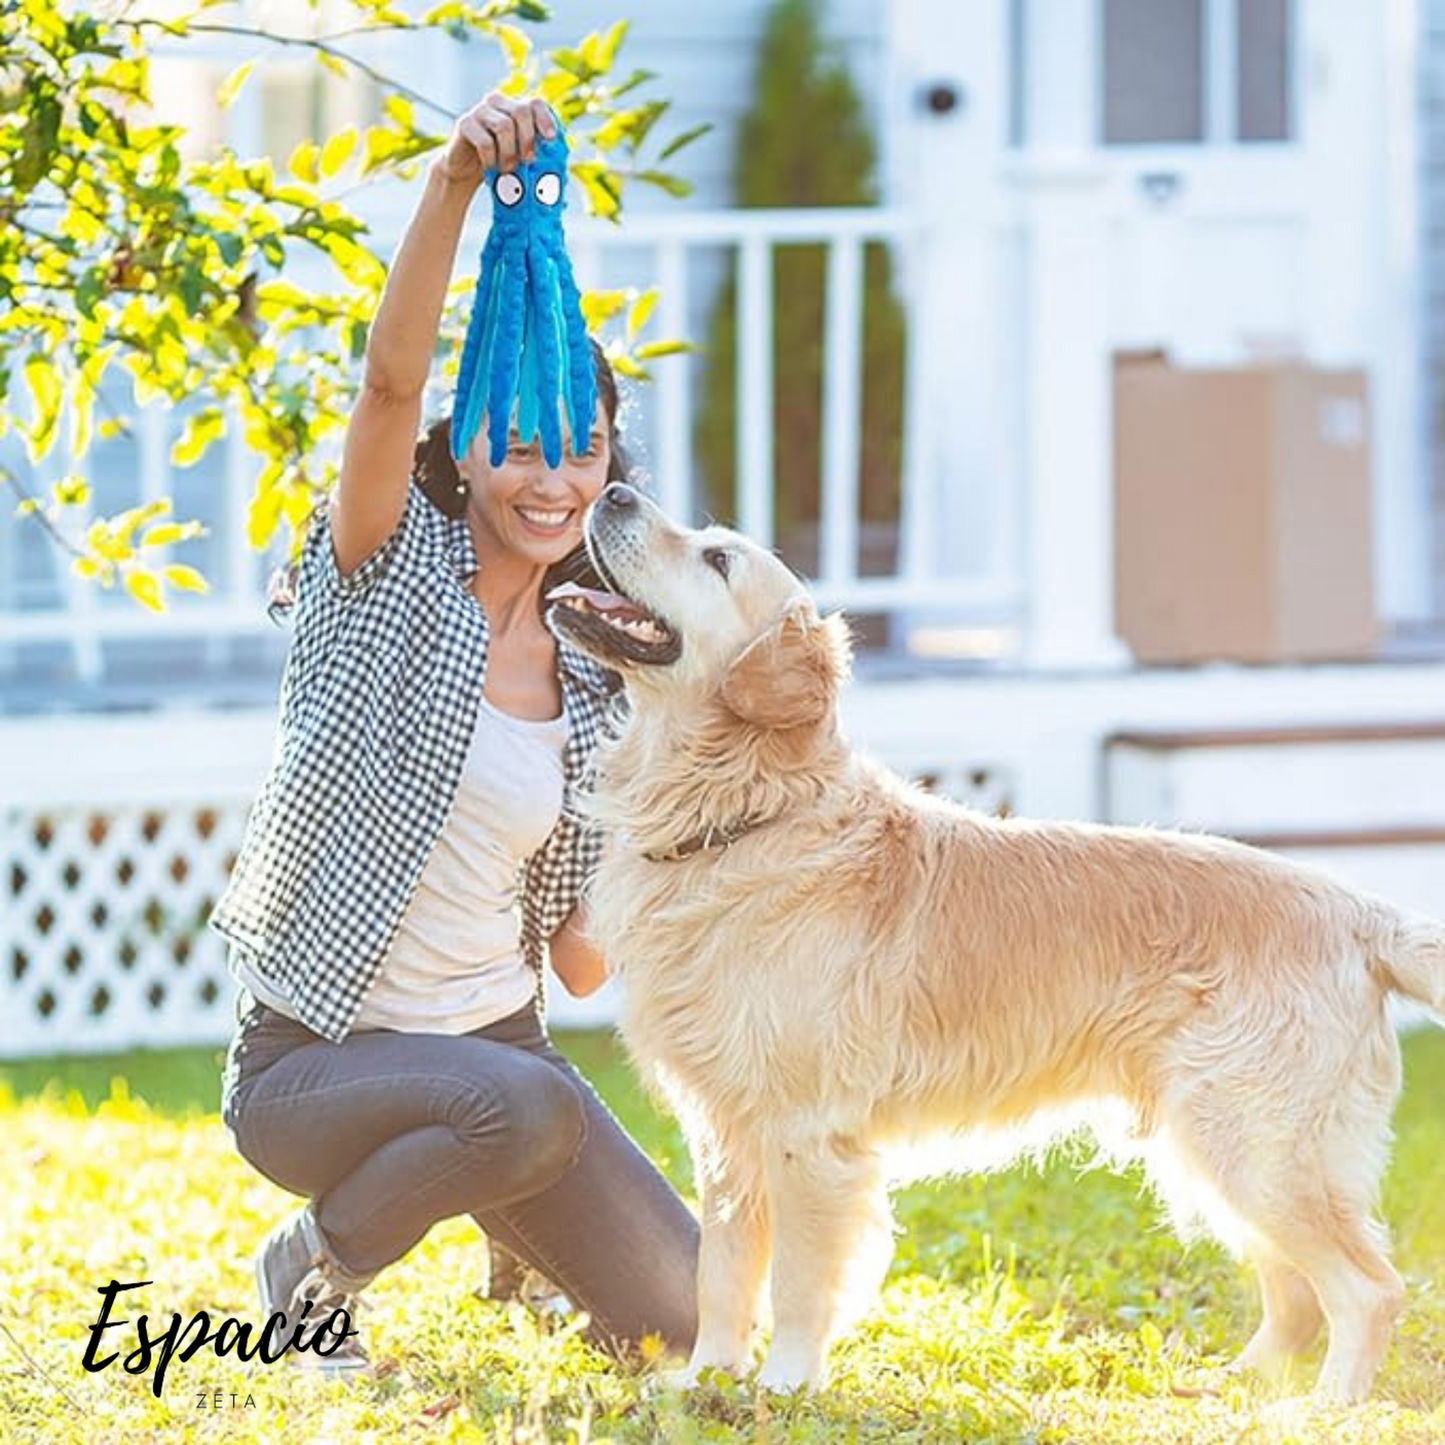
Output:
[{"xmin": 547, "ymin": 580, "xmax": 648, "ymax": 620}]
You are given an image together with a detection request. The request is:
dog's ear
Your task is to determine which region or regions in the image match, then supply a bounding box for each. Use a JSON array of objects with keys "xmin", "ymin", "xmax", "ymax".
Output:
[{"xmin": 721, "ymin": 605, "xmax": 851, "ymax": 729}]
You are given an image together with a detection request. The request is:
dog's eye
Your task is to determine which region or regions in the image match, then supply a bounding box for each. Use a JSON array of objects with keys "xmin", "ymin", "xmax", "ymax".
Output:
[{"xmin": 702, "ymin": 547, "xmax": 732, "ymax": 581}]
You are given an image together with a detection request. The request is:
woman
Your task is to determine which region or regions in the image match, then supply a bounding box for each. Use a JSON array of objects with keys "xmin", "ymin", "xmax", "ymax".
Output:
[{"xmin": 212, "ymin": 91, "xmax": 699, "ymax": 1373}]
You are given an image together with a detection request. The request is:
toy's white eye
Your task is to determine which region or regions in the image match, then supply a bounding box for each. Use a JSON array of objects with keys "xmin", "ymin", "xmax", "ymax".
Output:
[
  {"xmin": 534, "ymin": 172, "xmax": 561, "ymax": 206},
  {"xmin": 495, "ymin": 173, "xmax": 524, "ymax": 207}
]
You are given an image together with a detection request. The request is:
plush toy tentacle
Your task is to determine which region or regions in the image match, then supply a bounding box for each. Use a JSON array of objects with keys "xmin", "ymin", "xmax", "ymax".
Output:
[
  {"xmin": 557, "ymin": 298, "xmax": 576, "ymax": 437},
  {"xmin": 528, "ymin": 237, "xmax": 564, "ymax": 468},
  {"xmin": 451, "ymin": 231, "xmax": 502, "ymax": 462},
  {"xmin": 456, "ymin": 244, "xmax": 504, "ymax": 463},
  {"xmin": 516, "ymin": 309, "xmax": 541, "ymax": 446},
  {"xmin": 486, "ymin": 248, "xmax": 529, "ymax": 466},
  {"xmin": 552, "ymin": 246, "xmax": 597, "ymax": 455}
]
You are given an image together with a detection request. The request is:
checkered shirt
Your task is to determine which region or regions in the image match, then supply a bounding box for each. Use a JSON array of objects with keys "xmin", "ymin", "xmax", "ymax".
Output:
[{"xmin": 209, "ymin": 481, "xmax": 621, "ymax": 1042}]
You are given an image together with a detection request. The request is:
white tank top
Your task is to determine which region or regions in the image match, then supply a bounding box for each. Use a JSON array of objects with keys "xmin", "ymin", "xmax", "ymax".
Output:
[{"xmin": 350, "ymin": 692, "xmax": 570, "ymax": 1033}]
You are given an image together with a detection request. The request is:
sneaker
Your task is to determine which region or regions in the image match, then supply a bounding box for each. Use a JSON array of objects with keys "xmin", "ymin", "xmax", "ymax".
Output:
[{"xmin": 254, "ymin": 1205, "xmax": 374, "ymax": 1377}]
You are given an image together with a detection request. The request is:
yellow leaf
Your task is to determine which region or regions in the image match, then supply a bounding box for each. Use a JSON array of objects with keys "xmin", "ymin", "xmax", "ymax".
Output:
[
  {"xmin": 580, "ymin": 288, "xmax": 628, "ymax": 329},
  {"xmin": 538, "ymin": 70, "xmax": 576, "ymax": 107},
  {"xmin": 493, "ymin": 22, "xmax": 531, "ymax": 72},
  {"xmin": 218, "ymin": 59, "xmax": 257, "ymax": 110},
  {"xmin": 71, "ymin": 556, "xmax": 103, "ymax": 580},
  {"xmin": 125, "ymin": 570, "xmax": 166, "ymax": 613},
  {"xmin": 141, "ymin": 522, "xmax": 192, "ymax": 549},
  {"xmin": 571, "ymin": 162, "xmax": 621, "ymax": 222},
  {"xmin": 281, "ymin": 481, "xmax": 317, "ymax": 528},
  {"xmin": 322, "ymin": 234, "xmax": 386, "ymax": 289},
  {"xmin": 246, "ymin": 483, "xmax": 284, "ymax": 550},
  {"xmin": 288, "ymin": 140, "xmax": 320, "ymax": 185},
  {"xmin": 626, "ymin": 287, "xmax": 659, "ymax": 341},
  {"xmin": 633, "ymin": 338, "xmax": 693, "ymax": 361},
  {"xmin": 59, "ymin": 206, "xmax": 104, "ymax": 247},
  {"xmin": 383, "ymin": 94, "xmax": 415, "ymax": 132},
  {"xmin": 69, "ymin": 386, "xmax": 93, "ymax": 459},
  {"xmin": 163, "ymin": 565, "xmax": 209, "ymax": 594},
  {"xmin": 320, "ymin": 127, "xmax": 358, "ymax": 178},
  {"xmin": 53, "ymin": 476, "xmax": 90, "ymax": 508},
  {"xmin": 86, "ymin": 520, "xmax": 130, "ymax": 563},
  {"xmin": 24, "ymin": 354, "xmax": 62, "ymax": 461},
  {"xmin": 113, "ymin": 499, "xmax": 171, "ymax": 546},
  {"xmin": 170, "ymin": 409, "xmax": 226, "ymax": 467},
  {"xmin": 598, "ymin": 19, "xmax": 629, "ymax": 69},
  {"xmin": 80, "ymin": 342, "xmax": 121, "ymax": 391},
  {"xmin": 608, "ymin": 351, "xmax": 647, "ymax": 381},
  {"xmin": 362, "ymin": 124, "xmax": 401, "ymax": 175}
]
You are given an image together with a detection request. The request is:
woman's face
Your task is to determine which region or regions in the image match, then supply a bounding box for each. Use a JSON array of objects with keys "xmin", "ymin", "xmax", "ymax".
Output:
[{"xmin": 457, "ymin": 400, "xmax": 612, "ymax": 570}]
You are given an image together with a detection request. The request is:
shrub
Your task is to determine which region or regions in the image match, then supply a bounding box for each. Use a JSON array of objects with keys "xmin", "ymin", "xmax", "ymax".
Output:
[{"xmin": 694, "ymin": 0, "xmax": 907, "ymax": 572}]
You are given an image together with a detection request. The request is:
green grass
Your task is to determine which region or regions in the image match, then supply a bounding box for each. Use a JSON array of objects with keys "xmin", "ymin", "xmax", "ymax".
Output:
[{"xmin": 1, "ymin": 1029, "xmax": 1443, "ymax": 1443}]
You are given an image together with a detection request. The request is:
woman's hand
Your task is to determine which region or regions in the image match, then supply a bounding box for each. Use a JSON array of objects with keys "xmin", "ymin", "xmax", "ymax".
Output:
[
  {"xmin": 434, "ymin": 92, "xmax": 558, "ymax": 188},
  {"xmin": 549, "ymin": 906, "xmax": 609, "ymax": 998}
]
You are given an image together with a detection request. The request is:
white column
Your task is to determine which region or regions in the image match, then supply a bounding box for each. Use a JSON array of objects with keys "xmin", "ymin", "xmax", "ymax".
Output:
[
  {"xmin": 225, "ymin": 24, "xmax": 264, "ymax": 608},
  {"xmin": 884, "ymin": 0, "xmax": 1014, "ymax": 647},
  {"xmin": 1018, "ymin": 0, "xmax": 1128, "ymax": 668},
  {"xmin": 1302, "ymin": 0, "xmax": 1428, "ymax": 622},
  {"xmin": 1379, "ymin": 0, "xmax": 1428, "ymax": 623}
]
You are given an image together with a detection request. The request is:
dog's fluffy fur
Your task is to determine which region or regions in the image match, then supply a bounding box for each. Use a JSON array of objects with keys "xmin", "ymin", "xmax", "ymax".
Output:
[{"xmin": 551, "ymin": 488, "xmax": 1445, "ymax": 1400}]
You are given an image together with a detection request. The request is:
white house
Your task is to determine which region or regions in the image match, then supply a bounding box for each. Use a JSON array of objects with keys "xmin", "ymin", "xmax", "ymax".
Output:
[{"xmin": 3, "ymin": 0, "xmax": 1443, "ymax": 1053}]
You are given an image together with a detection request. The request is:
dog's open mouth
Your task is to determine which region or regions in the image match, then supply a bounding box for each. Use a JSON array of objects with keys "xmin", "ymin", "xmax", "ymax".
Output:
[{"xmin": 546, "ymin": 581, "xmax": 682, "ymax": 665}]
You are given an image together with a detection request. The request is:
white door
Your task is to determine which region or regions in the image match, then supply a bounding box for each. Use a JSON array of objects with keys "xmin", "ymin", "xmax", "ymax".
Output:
[
  {"xmin": 1010, "ymin": 0, "xmax": 1425, "ymax": 624},
  {"xmin": 880, "ymin": 0, "xmax": 1423, "ymax": 656},
  {"xmin": 1091, "ymin": 0, "xmax": 1309, "ymax": 360}
]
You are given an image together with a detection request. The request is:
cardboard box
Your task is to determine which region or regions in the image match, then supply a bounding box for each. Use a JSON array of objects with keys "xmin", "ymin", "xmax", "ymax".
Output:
[{"xmin": 1113, "ymin": 353, "xmax": 1377, "ymax": 664}]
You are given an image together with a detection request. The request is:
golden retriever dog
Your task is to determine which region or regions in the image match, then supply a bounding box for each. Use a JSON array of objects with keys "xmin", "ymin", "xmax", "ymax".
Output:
[{"xmin": 548, "ymin": 483, "xmax": 1444, "ymax": 1401}]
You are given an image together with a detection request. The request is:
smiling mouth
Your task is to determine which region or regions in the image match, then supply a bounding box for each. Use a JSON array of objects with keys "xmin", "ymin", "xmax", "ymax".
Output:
[
  {"xmin": 546, "ymin": 580, "xmax": 681, "ymax": 665},
  {"xmin": 515, "ymin": 505, "xmax": 575, "ymax": 535}
]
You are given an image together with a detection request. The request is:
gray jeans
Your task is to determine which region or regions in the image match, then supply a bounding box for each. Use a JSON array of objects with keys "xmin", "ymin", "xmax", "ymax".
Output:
[{"xmin": 221, "ymin": 993, "xmax": 698, "ymax": 1356}]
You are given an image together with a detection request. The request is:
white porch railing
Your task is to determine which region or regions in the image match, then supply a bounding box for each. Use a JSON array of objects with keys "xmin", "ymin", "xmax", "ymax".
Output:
[{"xmin": 0, "ymin": 205, "xmax": 1028, "ymax": 696}]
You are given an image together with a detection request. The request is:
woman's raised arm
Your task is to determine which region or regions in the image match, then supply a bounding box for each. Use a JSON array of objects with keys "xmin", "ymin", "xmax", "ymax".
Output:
[{"xmin": 330, "ymin": 93, "xmax": 557, "ymax": 577}]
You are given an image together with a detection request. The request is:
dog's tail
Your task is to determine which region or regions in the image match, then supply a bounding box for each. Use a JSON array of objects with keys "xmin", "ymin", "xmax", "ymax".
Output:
[{"xmin": 1370, "ymin": 911, "xmax": 1445, "ymax": 1022}]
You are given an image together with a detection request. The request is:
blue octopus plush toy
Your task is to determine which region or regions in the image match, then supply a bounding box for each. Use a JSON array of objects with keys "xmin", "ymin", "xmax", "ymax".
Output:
[{"xmin": 450, "ymin": 121, "xmax": 597, "ymax": 469}]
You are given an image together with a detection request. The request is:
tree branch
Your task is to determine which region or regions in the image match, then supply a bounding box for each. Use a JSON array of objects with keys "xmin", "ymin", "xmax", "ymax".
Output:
[
  {"xmin": 119, "ymin": 18, "xmax": 459, "ymax": 123},
  {"xmin": 2, "ymin": 468, "xmax": 87, "ymax": 561}
]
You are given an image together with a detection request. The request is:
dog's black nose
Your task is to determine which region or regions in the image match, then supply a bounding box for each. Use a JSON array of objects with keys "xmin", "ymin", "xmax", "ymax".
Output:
[{"xmin": 599, "ymin": 483, "xmax": 639, "ymax": 510}]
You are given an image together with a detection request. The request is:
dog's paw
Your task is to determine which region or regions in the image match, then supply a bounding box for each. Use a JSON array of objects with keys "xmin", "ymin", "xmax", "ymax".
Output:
[
  {"xmin": 649, "ymin": 1360, "xmax": 743, "ymax": 1394},
  {"xmin": 753, "ymin": 1360, "xmax": 817, "ymax": 1396}
]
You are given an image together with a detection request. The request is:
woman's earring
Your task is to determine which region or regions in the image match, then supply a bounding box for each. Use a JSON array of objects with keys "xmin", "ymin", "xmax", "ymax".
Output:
[{"xmin": 454, "ymin": 481, "xmax": 466, "ymax": 496}]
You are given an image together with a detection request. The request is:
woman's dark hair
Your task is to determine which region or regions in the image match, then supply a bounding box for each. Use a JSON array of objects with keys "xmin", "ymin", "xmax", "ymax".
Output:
[{"xmin": 270, "ymin": 336, "xmax": 630, "ymax": 619}]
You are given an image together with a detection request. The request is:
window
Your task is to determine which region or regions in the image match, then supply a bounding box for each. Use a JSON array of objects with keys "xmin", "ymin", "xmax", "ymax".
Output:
[
  {"xmin": 1101, "ymin": 0, "xmax": 1293, "ymax": 145},
  {"xmin": 1237, "ymin": 0, "xmax": 1292, "ymax": 142},
  {"xmin": 258, "ymin": 61, "xmax": 380, "ymax": 170},
  {"xmin": 147, "ymin": 57, "xmax": 227, "ymax": 160},
  {"xmin": 1103, "ymin": 0, "xmax": 1205, "ymax": 144}
]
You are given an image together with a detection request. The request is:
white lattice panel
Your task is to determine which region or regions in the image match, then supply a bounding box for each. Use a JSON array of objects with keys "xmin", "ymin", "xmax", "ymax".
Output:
[
  {"xmin": 3, "ymin": 801, "xmax": 247, "ymax": 1059},
  {"xmin": 0, "ymin": 710, "xmax": 274, "ymax": 1060}
]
